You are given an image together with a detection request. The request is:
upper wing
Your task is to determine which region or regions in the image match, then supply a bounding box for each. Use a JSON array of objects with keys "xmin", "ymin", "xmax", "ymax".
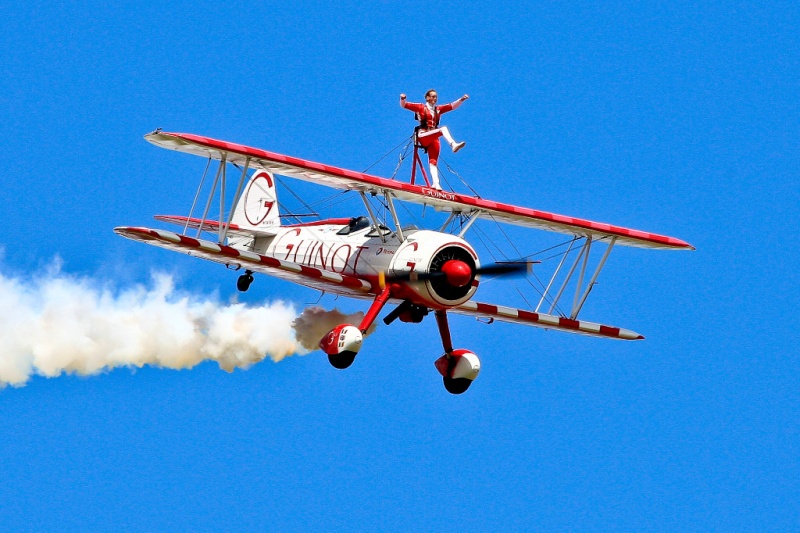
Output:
[
  {"xmin": 452, "ymin": 300, "xmax": 644, "ymax": 340},
  {"xmin": 145, "ymin": 131, "xmax": 694, "ymax": 251},
  {"xmin": 114, "ymin": 226, "xmax": 374, "ymax": 299}
]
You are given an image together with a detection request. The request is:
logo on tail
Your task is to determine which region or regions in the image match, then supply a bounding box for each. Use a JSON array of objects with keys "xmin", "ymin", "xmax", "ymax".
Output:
[{"xmin": 232, "ymin": 170, "xmax": 281, "ymax": 230}]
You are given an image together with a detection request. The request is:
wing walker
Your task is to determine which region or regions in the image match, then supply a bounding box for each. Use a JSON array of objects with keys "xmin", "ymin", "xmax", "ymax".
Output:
[{"xmin": 116, "ymin": 126, "xmax": 693, "ymax": 394}]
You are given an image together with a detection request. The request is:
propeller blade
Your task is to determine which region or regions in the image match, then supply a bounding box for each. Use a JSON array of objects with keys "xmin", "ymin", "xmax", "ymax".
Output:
[
  {"xmin": 473, "ymin": 262, "xmax": 533, "ymax": 276},
  {"xmin": 381, "ymin": 260, "xmax": 533, "ymax": 287}
]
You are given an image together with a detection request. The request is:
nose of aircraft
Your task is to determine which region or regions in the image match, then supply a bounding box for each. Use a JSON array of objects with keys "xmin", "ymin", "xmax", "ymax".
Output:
[{"xmin": 441, "ymin": 260, "xmax": 473, "ymax": 287}]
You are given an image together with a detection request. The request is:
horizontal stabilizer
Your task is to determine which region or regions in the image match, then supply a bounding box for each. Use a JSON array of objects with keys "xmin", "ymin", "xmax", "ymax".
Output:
[{"xmin": 154, "ymin": 215, "xmax": 279, "ymax": 238}]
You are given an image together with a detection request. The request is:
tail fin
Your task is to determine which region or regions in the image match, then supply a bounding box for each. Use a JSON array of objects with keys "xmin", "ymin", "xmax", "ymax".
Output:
[{"xmin": 231, "ymin": 170, "xmax": 281, "ymax": 232}]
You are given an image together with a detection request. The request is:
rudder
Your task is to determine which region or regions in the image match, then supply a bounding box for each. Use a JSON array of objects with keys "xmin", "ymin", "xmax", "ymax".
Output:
[{"xmin": 231, "ymin": 170, "xmax": 281, "ymax": 232}]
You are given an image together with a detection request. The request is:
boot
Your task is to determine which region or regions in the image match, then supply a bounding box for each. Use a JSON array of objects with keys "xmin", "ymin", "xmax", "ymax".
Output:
[
  {"xmin": 429, "ymin": 164, "xmax": 442, "ymax": 190},
  {"xmin": 440, "ymin": 126, "xmax": 465, "ymax": 153}
]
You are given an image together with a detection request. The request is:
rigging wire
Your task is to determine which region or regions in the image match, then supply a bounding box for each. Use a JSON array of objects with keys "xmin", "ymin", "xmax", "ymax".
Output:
[
  {"xmin": 398, "ymin": 196, "xmax": 422, "ymax": 228},
  {"xmin": 309, "ymin": 191, "xmax": 355, "ymax": 212},
  {"xmin": 487, "ymin": 213, "xmax": 524, "ymax": 258},
  {"xmin": 388, "ymin": 138, "xmax": 414, "ymax": 180},
  {"xmin": 515, "ymin": 287, "xmax": 534, "ymax": 309},
  {"xmin": 185, "ymin": 156, "xmax": 213, "ymax": 235},
  {"xmin": 266, "ymin": 136, "xmax": 414, "ymax": 222},
  {"xmin": 471, "ymin": 223, "xmax": 510, "ymax": 261},
  {"xmin": 275, "ymin": 176, "xmax": 320, "ymax": 219},
  {"xmin": 531, "ymin": 237, "xmax": 583, "ymax": 260},
  {"xmin": 469, "ymin": 218, "xmax": 585, "ymax": 316},
  {"xmin": 440, "ymin": 157, "xmax": 482, "ymax": 198},
  {"xmin": 362, "ymin": 136, "xmax": 414, "ymax": 174},
  {"xmin": 470, "ymin": 225, "xmax": 503, "ymax": 263}
]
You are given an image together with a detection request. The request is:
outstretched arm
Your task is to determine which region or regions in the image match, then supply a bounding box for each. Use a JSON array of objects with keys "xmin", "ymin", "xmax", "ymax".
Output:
[
  {"xmin": 439, "ymin": 94, "xmax": 469, "ymax": 113},
  {"xmin": 399, "ymin": 93, "xmax": 424, "ymax": 113}
]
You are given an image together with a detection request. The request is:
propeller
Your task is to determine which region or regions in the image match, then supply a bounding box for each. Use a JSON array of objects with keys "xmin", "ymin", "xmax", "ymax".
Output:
[{"xmin": 380, "ymin": 260, "xmax": 535, "ymax": 288}]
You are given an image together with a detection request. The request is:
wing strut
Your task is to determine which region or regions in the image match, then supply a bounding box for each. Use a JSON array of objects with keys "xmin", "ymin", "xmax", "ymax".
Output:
[
  {"xmin": 383, "ymin": 191, "xmax": 405, "ymax": 242},
  {"xmin": 197, "ymin": 153, "xmax": 226, "ymax": 237},
  {"xmin": 220, "ymin": 157, "xmax": 250, "ymax": 243},
  {"xmin": 572, "ymin": 237, "xmax": 616, "ymax": 318},
  {"xmin": 572, "ymin": 236, "xmax": 593, "ymax": 317},
  {"xmin": 185, "ymin": 156, "xmax": 212, "ymax": 235},
  {"xmin": 535, "ymin": 236, "xmax": 617, "ymax": 319},
  {"xmin": 359, "ymin": 191, "xmax": 386, "ymax": 243},
  {"xmin": 536, "ymin": 237, "xmax": 578, "ymax": 312},
  {"xmin": 457, "ymin": 210, "xmax": 481, "ymax": 237},
  {"xmin": 439, "ymin": 211, "xmax": 458, "ymax": 232},
  {"xmin": 176, "ymin": 149, "xmax": 252, "ymax": 245}
]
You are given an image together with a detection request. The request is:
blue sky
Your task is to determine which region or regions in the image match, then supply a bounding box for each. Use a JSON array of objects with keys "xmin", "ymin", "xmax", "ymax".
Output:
[{"xmin": 1, "ymin": 1, "xmax": 798, "ymax": 530}]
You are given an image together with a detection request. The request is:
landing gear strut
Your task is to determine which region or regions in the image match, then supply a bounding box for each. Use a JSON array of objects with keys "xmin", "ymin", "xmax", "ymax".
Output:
[{"xmin": 237, "ymin": 270, "xmax": 254, "ymax": 292}]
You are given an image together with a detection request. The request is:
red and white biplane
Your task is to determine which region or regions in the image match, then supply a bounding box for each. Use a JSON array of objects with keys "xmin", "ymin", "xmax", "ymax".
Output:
[{"xmin": 116, "ymin": 130, "xmax": 693, "ymax": 394}]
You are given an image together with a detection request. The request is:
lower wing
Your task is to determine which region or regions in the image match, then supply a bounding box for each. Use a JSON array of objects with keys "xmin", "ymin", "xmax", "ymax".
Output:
[
  {"xmin": 114, "ymin": 226, "xmax": 374, "ymax": 298},
  {"xmin": 452, "ymin": 301, "xmax": 644, "ymax": 340}
]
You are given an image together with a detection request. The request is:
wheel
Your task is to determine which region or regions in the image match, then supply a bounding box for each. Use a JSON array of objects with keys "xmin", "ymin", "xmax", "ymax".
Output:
[
  {"xmin": 237, "ymin": 272, "xmax": 254, "ymax": 292},
  {"xmin": 443, "ymin": 377, "xmax": 472, "ymax": 395},
  {"xmin": 328, "ymin": 351, "xmax": 357, "ymax": 370}
]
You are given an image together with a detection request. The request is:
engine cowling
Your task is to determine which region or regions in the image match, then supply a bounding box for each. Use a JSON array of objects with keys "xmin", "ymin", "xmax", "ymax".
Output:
[{"xmin": 388, "ymin": 231, "xmax": 479, "ymax": 308}]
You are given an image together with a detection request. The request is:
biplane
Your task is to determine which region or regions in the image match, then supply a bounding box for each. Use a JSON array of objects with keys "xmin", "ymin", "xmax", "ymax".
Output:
[{"xmin": 115, "ymin": 130, "xmax": 693, "ymax": 394}]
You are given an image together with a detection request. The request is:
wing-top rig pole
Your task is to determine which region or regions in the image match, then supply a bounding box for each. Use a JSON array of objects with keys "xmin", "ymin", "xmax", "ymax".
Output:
[{"xmin": 410, "ymin": 131, "xmax": 431, "ymax": 187}]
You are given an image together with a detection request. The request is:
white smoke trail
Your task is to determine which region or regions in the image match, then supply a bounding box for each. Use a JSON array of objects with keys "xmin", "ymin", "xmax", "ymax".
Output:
[{"xmin": 0, "ymin": 263, "xmax": 303, "ymax": 387}]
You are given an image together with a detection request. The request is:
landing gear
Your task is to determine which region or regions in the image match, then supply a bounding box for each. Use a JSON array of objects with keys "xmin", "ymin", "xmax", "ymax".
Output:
[
  {"xmin": 435, "ymin": 351, "xmax": 481, "ymax": 395},
  {"xmin": 433, "ymin": 311, "xmax": 481, "ymax": 394},
  {"xmin": 237, "ymin": 270, "xmax": 254, "ymax": 292},
  {"xmin": 319, "ymin": 287, "xmax": 392, "ymax": 371},
  {"xmin": 319, "ymin": 324, "xmax": 363, "ymax": 369}
]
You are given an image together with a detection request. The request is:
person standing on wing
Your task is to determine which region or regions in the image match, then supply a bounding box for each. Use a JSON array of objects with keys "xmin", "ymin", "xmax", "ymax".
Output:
[{"xmin": 400, "ymin": 90, "xmax": 469, "ymax": 190}]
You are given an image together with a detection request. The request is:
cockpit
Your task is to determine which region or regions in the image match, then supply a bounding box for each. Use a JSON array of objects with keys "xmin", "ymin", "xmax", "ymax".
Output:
[
  {"xmin": 337, "ymin": 215, "xmax": 419, "ymax": 238},
  {"xmin": 336, "ymin": 216, "xmax": 371, "ymax": 235}
]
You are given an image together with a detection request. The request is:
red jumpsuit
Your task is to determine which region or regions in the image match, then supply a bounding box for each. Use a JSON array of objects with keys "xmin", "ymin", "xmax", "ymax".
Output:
[{"xmin": 400, "ymin": 98, "xmax": 464, "ymax": 165}]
